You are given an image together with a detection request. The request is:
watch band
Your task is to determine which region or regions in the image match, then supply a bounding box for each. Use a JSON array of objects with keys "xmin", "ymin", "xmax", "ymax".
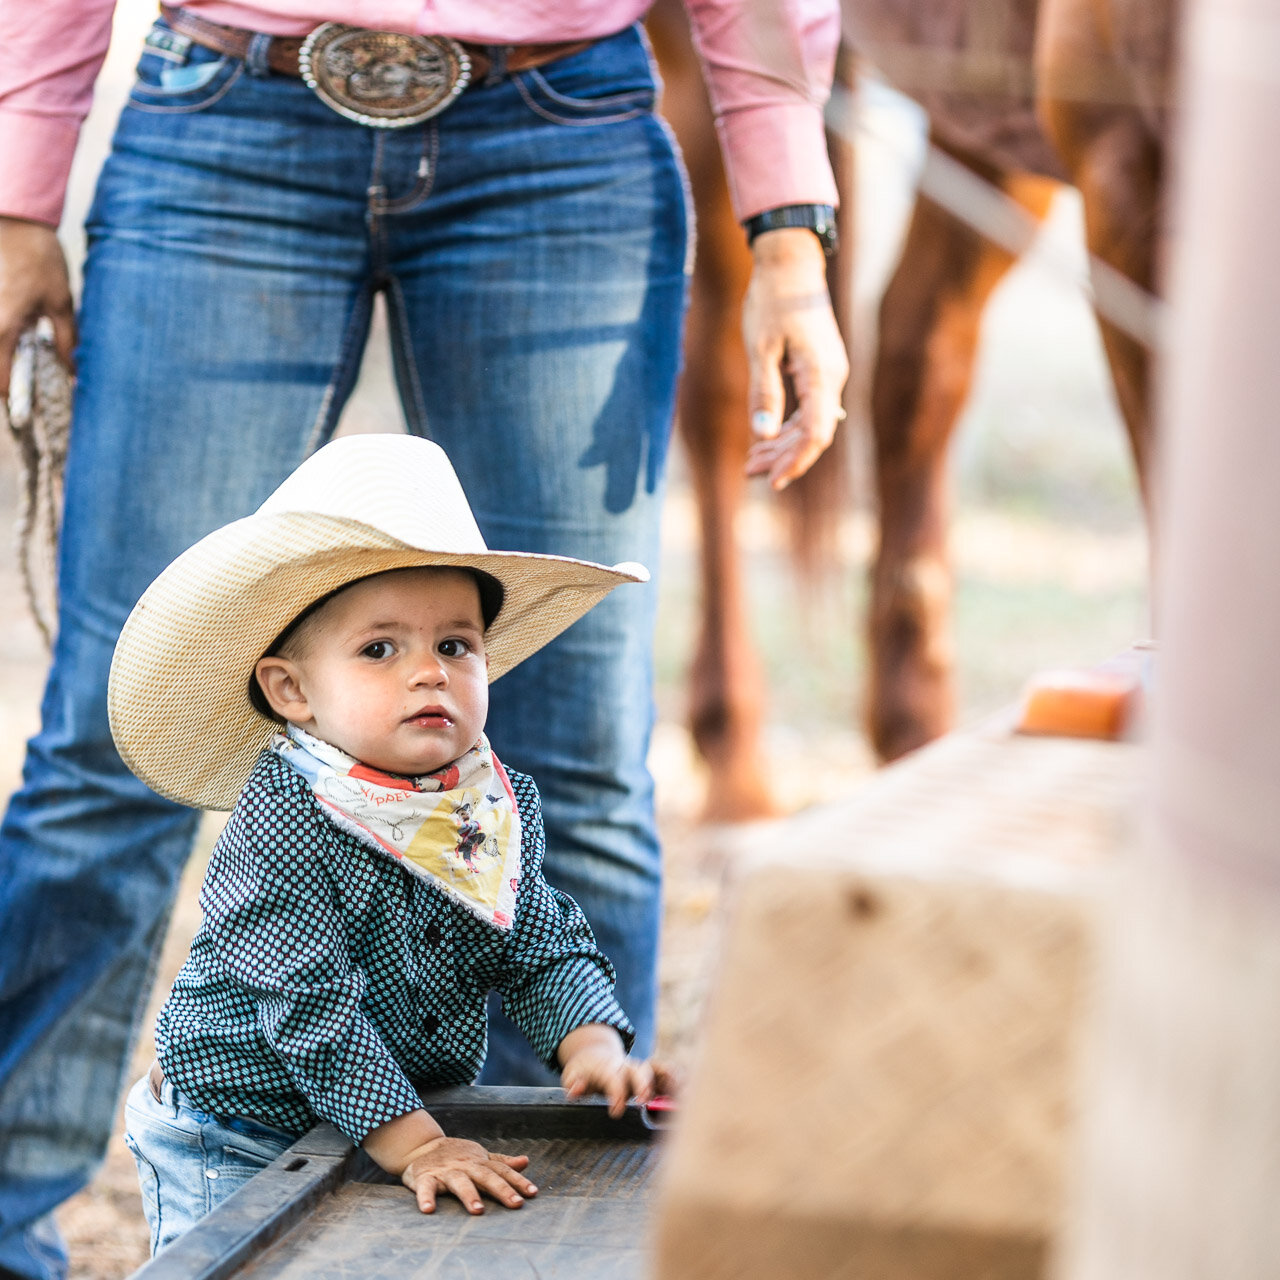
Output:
[{"xmin": 742, "ymin": 204, "xmax": 839, "ymax": 256}]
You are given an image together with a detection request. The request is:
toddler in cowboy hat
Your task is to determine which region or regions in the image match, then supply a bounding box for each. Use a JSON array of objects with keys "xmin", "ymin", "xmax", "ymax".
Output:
[{"xmin": 108, "ymin": 434, "xmax": 673, "ymax": 1253}]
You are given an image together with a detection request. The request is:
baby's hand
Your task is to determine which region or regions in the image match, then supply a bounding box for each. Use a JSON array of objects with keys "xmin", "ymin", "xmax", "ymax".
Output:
[
  {"xmin": 399, "ymin": 1135, "xmax": 537, "ymax": 1215},
  {"xmin": 558, "ymin": 1025, "xmax": 679, "ymax": 1118}
]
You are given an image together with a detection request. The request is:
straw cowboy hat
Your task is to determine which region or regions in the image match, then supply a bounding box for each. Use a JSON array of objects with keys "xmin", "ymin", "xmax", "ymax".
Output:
[{"xmin": 108, "ymin": 434, "xmax": 648, "ymax": 811}]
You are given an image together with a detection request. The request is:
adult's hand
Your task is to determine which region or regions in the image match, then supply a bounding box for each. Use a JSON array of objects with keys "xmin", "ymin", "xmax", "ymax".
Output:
[
  {"xmin": 0, "ymin": 215, "xmax": 76, "ymax": 397},
  {"xmin": 742, "ymin": 226, "xmax": 848, "ymax": 490}
]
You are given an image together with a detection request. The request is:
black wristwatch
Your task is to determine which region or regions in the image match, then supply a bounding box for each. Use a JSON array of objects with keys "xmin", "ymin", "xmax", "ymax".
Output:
[{"xmin": 742, "ymin": 204, "xmax": 839, "ymax": 257}]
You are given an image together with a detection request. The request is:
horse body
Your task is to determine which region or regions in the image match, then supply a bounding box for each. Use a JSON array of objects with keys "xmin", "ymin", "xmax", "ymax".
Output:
[
  {"xmin": 848, "ymin": 0, "xmax": 1066, "ymax": 181},
  {"xmin": 652, "ymin": 0, "xmax": 1173, "ymax": 814}
]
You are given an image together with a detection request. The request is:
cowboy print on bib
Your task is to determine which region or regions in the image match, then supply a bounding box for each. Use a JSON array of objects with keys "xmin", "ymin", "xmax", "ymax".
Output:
[{"xmin": 274, "ymin": 725, "xmax": 522, "ymax": 929}]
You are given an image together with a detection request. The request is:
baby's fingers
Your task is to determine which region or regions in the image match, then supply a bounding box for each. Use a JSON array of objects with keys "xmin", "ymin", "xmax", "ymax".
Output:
[
  {"xmin": 563, "ymin": 1056, "xmax": 628, "ymax": 1115},
  {"xmin": 610, "ymin": 1061, "xmax": 656, "ymax": 1115},
  {"xmin": 474, "ymin": 1160, "xmax": 537, "ymax": 1208},
  {"xmin": 600, "ymin": 1067, "xmax": 632, "ymax": 1118},
  {"xmin": 440, "ymin": 1169, "xmax": 487, "ymax": 1215},
  {"xmin": 561, "ymin": 1060, "xmax": 597, "ymax": 1099},
  {"xmin": 411, "ymin": 1173, "xmax": 442, "ymax": 1215},
  {"xmin": 650, "ymin": 1061, "xmax": 681, "ymax": 1099},
  {"xmin": 494, "ymin": 1152, "xmax": 531, "ymax": 1172},
  {"xmin": 489, "ymin": 1152, "xmax": 538, "ymax": 1200}
]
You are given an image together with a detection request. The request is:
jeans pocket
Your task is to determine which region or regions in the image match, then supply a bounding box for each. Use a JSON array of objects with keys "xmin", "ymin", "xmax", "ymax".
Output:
[
  {"xmin": 129, "ymin": 28, "xmax": 241, "ymax": 112},
  {"xmin": 204, "ymin": 1140, "xmax": 282, "ymax": 1207},
  {"xmin": 123, "ymin": 1132, "xmax": 164, "ymax": 1257},
  {"xmin": 512, "ymin": 28, "xmax": 655, "ymax": 126}
]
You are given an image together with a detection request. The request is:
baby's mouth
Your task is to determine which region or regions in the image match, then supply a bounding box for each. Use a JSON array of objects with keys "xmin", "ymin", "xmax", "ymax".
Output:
[{"xmin": 405, "ymin": 706, "xmax": 451, "ymax": 727}]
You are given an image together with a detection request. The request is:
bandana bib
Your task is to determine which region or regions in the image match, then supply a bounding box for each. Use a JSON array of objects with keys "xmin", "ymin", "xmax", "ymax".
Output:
[{"xmin": 272, "ymin": 725, "xmax": 522, "ymax": 930}]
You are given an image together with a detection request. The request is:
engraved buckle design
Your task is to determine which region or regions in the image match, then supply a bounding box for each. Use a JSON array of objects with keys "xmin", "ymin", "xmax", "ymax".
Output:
[{"xmin": 298, "ymin": 24, "xmax": 472, "ymax": 128}]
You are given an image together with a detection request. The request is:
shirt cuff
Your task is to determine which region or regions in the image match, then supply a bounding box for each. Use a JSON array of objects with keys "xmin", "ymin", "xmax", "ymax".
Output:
[
  {"xmin": 716, "ymin": 101, "xmax": 839, "ymax": 224},
  {"xmin": 0, "ymin": 110, "xmax": 79, "ymax": 225},
  {"xmin": 505, "ymin": 956, "xmax": 636, "ymax": 1069},
  {"xmin": 312, "ymin": 1059, "xmax": 427, "ymax": 1147}
]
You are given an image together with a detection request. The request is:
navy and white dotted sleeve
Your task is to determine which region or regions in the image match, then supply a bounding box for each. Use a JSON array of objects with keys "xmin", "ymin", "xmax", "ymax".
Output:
[
  {"xmin": 496, "ymin": 773, "xmax": 635, "ymax": 1067},
  {"xmin": 201, "ymin": 775, "xmax": 425, "ymax": 1143}
]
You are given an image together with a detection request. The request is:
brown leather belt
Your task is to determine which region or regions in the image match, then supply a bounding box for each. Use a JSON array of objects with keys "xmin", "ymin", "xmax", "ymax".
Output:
[
  {"xmin": 160, "ymin": 6, "xmax": 594, "ymax": 85},
  {"xmin": 147, "ymin": 1058, "xmax": 166, "ymax": 1102}
]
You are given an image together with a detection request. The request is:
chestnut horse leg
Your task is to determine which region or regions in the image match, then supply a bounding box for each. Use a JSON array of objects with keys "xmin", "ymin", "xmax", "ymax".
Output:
[
  {"xmin": 647, "ymin": 0, "xmax": 777, "ymax": 820},
  {"xmin": 1037, "ymin": 0, "xmax": 1163, "ymax": 522},
  {"xmin": 680, "ymin": 215, "xmax": 778, "ymax": 820},
  {"xmin": 868, "ymin": 144, "xmax": 1058, "ymax": 761}
]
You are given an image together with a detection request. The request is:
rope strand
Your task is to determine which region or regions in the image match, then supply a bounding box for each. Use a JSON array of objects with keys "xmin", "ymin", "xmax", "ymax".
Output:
[{"xmin": 3, "ymin": 329, "xmax": 71, "ymax": 649}]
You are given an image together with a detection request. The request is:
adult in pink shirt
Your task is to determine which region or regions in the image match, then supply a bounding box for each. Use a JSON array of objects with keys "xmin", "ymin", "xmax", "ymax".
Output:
[{"xmin": 0, "ymin": 5, "xmax": 845, "ymax": 1277}]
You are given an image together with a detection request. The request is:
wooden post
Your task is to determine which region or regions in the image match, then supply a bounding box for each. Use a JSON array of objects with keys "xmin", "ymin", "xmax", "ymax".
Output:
[{"xmin": 1056, "ymin": 1, "xmax": 1280, "ymax": 1274}]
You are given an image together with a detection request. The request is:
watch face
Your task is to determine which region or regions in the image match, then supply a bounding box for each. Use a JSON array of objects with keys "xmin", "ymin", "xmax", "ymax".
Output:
[{"xmin": 812, "ymin": 217, "xmax": 839, "ymax": 256}]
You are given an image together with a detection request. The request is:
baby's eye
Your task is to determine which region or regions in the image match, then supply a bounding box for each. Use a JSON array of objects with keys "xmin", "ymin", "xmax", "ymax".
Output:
[
  {"xmin": 438, "ymin": 638, "xmax": 471, "ymax": 658},
  {"xmin": 361, "ymin": 640, "xmax": 394, "ymax": 660}
]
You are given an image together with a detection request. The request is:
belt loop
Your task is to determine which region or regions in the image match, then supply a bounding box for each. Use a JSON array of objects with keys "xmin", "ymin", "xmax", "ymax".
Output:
[
  {"xmin": 245, "ymin": 30, "xmax": 273, "ymax": 76},
  {"xmin": 484, "ymin": 45, "xmax": 510, "ymax": 87}
]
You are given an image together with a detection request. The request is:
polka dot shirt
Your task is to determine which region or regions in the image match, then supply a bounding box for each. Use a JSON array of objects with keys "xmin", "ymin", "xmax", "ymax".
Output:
[{"xmin": 155, "ymin": 750, "xmax": 633, "ymax": 1144}]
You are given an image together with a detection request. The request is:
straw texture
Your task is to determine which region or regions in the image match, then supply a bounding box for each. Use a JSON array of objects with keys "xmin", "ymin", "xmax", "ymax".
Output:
[{"xmin": 108, "ymin": 436, "xmax": 646, "ymax": 810}]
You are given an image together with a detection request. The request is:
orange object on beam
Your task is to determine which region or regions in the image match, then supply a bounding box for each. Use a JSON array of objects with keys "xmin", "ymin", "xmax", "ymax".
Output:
[{"xmin": 1017, "ymin": 652, "xmax": 1150, "ymax": 741}]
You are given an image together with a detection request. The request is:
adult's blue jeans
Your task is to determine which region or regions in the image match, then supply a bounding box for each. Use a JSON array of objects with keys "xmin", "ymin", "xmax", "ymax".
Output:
[{"xmin": 0, "ymin": 22, "xmax": 687, "ymax": 1279}]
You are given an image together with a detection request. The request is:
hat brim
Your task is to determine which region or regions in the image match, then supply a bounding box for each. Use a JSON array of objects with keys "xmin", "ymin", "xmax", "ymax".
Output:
[{"xmin": 108, "ymin": 511, "xmax": 647, "ymax": 811}]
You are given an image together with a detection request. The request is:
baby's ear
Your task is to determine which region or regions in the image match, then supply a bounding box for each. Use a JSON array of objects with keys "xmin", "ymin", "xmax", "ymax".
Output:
[{"xmin": 255, "ymin": 656, "xmax": 309, "ymax": 722}]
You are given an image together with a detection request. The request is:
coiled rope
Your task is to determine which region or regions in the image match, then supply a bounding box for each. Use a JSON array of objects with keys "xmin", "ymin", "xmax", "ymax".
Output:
[{"xmin": 2, "ymin": 329, "xmax": 71, "ymax": 648}]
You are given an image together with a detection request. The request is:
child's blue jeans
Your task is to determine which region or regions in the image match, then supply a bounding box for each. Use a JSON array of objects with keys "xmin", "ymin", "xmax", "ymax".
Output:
[{"xmin": 123, "ymin": 1073, "xmax": 296, "ymax": 1256}]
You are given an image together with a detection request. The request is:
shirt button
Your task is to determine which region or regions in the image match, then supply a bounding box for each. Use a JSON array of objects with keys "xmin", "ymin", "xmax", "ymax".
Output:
[
  {"xmin": 421, "ymin": 1012, "xmax": 440, "ymax": 1035},
  {"xmin": 426, "ymin": 923, "xmax": 442, "ymax": 947}
]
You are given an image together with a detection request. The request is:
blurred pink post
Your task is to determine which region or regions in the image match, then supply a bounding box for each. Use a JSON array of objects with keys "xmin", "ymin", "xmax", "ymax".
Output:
[{"xmin": 1057, "ymin": 0, "xmax": 1280, "ymax": 1273}]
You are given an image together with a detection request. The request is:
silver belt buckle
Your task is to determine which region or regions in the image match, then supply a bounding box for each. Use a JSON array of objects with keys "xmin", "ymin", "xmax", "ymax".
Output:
[{"xmin": 298, "ymin": 24, "xmax": 472, "ymax": 128}]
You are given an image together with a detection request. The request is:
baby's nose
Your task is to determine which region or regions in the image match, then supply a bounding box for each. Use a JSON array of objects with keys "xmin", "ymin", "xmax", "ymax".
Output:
[{"xmin": 411, "ymin": 654, "xmax": 447, "ymax": 685}]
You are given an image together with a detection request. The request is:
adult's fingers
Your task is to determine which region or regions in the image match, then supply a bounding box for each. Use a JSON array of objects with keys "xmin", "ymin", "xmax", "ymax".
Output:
[
  {"xmin": 744, "ymin": 413, "xmax": 834, "ymax": 490},
  {"xmin": 561, "ymin": 1062, "xmax": 588, "ymax": 1097},
  {"xmin": 755, "ymin": 325, "xmax": 847, "ymax": 490},
  {"xmin": 49, "ymin": 304, "xmax": 77, "ymax": 371},
  {"xmin": 746, "ymin": 346, "xmax": 786, "ymax": 443},
  {"xmin": 741, "ymin": 227, "xmax": 847, "ymax": 487},
  {"xmin": 0, "ymin": 218, "xmax": 76, "ymax": 397}
]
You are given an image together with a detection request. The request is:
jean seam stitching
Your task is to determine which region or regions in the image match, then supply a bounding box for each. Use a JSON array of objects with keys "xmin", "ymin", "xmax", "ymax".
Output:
[
  {"xmin": 127, "ymin": 62, "xmax": 243, "ymax": 114},
  {"xmin": 198, "ymin": 1116, "xmax": 213, "ymax": 1217},
  {"xmin": 384, "ymin": 276, "xmax": 430, "ymax": 433},
  {"xmin": 520, "ymin": 66, "xmax": 653, "ymax": 111},
  {"xmin": 513, "ymin": 74, "xmax": 647, "ymax": 126},
  {"xmin": 367, "ymin": 132, "xmax": 388, "ymax": 220},
  {"xmin": 300, "ymin": 286, "xmax": 377, "ymax": 457},
  {"xmin": 381, "ymin": 125, "xmax": 440, "ymax": 214}
]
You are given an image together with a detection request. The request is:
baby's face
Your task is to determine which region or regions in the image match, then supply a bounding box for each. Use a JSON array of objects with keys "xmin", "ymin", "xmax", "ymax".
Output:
[{"xmin": 270, "ymin": 567, "xmax": 489, "ymax": 777}]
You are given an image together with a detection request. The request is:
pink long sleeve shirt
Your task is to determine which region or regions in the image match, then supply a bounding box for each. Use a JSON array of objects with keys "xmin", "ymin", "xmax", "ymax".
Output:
[{"xmin": 0, "ymin": 0, "xmax": 839, "ymax": 228}]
